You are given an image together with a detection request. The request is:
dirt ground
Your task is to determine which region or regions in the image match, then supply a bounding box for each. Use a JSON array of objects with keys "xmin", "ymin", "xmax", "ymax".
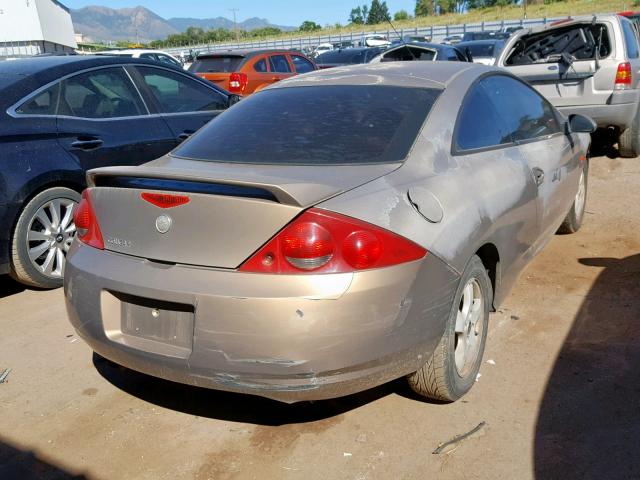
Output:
[{"xmin": 1, "ymin": 154, "xmax": 639, "ymax": 480}]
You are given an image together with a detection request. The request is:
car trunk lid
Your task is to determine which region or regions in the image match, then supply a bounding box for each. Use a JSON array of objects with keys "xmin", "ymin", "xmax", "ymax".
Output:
[{"xmin": 86, "ymin": 157, "xmax": 399, "ymax": 269}]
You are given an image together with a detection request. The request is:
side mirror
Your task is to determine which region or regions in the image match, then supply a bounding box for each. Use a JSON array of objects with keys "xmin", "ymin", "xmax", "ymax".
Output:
[
  {"xmin": 567, "ymin": 114, "xmax": 597, "ymax": 133},
  {"xmin": 227, "ymin": 94, "xmax": 242, "ymax": 108}
]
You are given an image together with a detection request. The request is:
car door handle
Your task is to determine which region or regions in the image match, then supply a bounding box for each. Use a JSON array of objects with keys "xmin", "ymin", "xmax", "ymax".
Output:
[
  {"xmin": 177, "ymin": 131, "xmax": 195, "ymax": 141},
  {"xmin": 70, "ymin": 138, "xmax": 103, "ymax": 150},
  {"xmin": 532, "ymin": 167, "xmax": 545, "ymax": 186}
]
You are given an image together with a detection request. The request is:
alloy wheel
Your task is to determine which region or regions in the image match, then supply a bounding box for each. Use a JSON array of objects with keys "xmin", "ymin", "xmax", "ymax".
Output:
[
  {"xmin": 25, "ymin": 198, "xmax": 77, "ymax": 279},
  {"xmin": 454, "ymin": 278, "xmax": 485, "ymax": 377}
]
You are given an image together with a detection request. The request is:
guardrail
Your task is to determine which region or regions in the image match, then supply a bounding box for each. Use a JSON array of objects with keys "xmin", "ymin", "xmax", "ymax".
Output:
[{"xmin": 162, "ymin": 16, "xmax": 568, "ymax": 55}]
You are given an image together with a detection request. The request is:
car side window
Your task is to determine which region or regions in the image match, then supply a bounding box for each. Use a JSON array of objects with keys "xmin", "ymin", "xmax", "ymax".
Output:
[
  {"xmin": 16, "ymin": 83, "xmax": 60, "ymax": 115},
  {"xmin": 622, "ymin": 20, "xmax": 640, "ymax": 59},
  {"xmin": 157, "ymin": 54, "xmax": 181, "ymax": 67},
  {"xmin": 140, "ymin": 53, "xmax": 158, "ymax": 61},
  {"xmin": 254, "ymin": 58, "xmax": 268, "ymax": 72},
  {"xmin": 291, "ymin": 55, "xmax": 315, "ymax": 73},
  {"xmin": 136, "ymin": 66, "xmax": 226, "ymax": 113},
  {"xmin": 455, "ymin": 82, "xmax": 511, "ymax": 151},
  {"xmin": 58, "ymin": 67, "xmax": 146, "ymax": 119},
  {"xmin": 269, "ymin": 55, "xmax": 291, "ymax": 73},
  {"xmin": 482, "ymin": 75, "xmax": 561, "ymax": 143}
]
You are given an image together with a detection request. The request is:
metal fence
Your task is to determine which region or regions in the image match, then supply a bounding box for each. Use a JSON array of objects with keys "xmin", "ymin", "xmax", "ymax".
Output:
[{"xmin": 162, "ymin": 16, "xmax": 567, "ymax": 55}]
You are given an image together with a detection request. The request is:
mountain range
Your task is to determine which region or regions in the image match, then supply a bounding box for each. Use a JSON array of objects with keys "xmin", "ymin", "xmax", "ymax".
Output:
[{"xmin": 71, "ymin": 6, "xmax": 295, "ymax": 43}]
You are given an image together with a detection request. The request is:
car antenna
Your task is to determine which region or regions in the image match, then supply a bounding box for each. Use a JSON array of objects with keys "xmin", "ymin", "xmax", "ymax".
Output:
[{"xmin": 383, "ymin": 12, "xmax": 418, "ymax": 61}]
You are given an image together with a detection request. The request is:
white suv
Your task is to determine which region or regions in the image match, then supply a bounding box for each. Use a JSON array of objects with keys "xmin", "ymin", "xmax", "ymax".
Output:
[{"xmin": 496, "ymin": 15, "xmax": 640, "ymax": 156}]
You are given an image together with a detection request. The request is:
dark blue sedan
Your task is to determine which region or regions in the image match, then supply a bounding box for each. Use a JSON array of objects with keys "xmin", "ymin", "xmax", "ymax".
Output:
[{"xmin": 0, "ymin": 55, "xmax": 237, "ymax": 288}]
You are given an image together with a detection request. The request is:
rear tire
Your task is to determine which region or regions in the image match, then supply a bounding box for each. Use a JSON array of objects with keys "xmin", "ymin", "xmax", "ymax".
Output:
[
  {"xmin": 618, "ymin": 127, "xmax": 637, "ymax": 158},
  {"xmin": 558, "ymin": 159, "xmax": 588, "ymax": 234},
  {"xmin": 408, "ymin": 255, "xmax": 492, "ymax": 402},
  {"xmin": 10, "ymin": 187, "xmax": 80, "ymax": 289}
]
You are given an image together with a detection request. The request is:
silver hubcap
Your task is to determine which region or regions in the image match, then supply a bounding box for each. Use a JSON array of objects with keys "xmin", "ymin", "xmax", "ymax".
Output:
[
  {"xmin": 26, "ymin": 198, "xmax": 77, "ymax": 278},
  {"xmin": 574, "ymin": 170, "xmax": 586, "ymax": 217},
  {"xmin": 454, "ymin": 278, "xmax": 484, "ymax": 377}
]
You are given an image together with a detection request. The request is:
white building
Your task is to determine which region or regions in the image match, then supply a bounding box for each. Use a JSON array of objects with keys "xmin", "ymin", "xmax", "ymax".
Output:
[{"xmin": 0, "ymin": 0, "xmax": 77, "ymax": 58}]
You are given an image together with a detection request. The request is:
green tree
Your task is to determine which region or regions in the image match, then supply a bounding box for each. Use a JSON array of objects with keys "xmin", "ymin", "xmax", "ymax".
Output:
[
  {"xmin": 415, "ymin": 0, "xmax": 434, "ymax": 17},
  {"xmin": 367, "ymin": 0, "xmax": 390, "ymax": 24},
  {"xmin": 250, "ymin": 27, "xmax": 282, "ymax": 37},
  {"xmin": 299, "ymin": 20, "xmax": 322, "ymax": 32},
  {"xmin": 394, "ymin": 9, "xmax": 410, "ymax": 21},
  {"xmin": 349, "ymin": 5, "xmax": 368, "ymax": 24}
]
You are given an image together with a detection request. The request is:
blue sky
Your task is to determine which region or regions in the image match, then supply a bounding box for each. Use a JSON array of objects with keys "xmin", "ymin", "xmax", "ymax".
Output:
[{"xmin": 62, "ymin": 1, "xmax": 418, "ymax": 26}]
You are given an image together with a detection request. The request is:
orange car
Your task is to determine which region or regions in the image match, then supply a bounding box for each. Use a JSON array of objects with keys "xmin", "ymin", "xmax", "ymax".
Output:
[{"xmin": 188, "ymin": 49, "xmax": 317, "ymax": 95}]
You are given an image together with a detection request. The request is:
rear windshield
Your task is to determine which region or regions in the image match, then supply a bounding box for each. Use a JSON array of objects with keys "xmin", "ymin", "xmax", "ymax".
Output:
[
  {"xmin": 381, "ymin": 46, "xmax": 436, "ymax": 62},
  {"xmin": 464, "ymin": 43, "xmax": 499, "ymax": 57},
  {"xmin": 506, "ymin": 23, "xmax": 611, "ymax": 65},
  {"xmin": 173, "ymin": 85, "xmax": 441, "ymax": 165},
  {"xmin": 189, "ymin": 56, "xmax": 244, "ymax": 73},
  {"xmin": 316, "ymin": 49, "xmax": 381, "ymax": 64}
]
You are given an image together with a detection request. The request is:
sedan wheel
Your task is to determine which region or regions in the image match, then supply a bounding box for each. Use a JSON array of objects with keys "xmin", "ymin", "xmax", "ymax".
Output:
[
  {"xmin": 408, "ymin": 255, "xmax": 491, "ymax": 402},
  {"xmin": 558, "ymin": 159, "xmax": 588, "ymax": 234},
  {"xmin": 11, "ymin": 187, "xmax": 81, "ymax": 288},
  {"xmin": 454, "ymin": 279, "xmax": 484, "ymax": 378}
]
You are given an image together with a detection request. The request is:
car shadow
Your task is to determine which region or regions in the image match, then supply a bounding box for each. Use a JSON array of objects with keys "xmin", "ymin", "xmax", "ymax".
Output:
[
  {"xmin": 534, "ymin": 254, "xmax": 640, "ymax": 479},
  {"xmin": 0, "ymin": 275, "xmax": 25, "ymax": 299},
  {"xmin": 93, "ymin": 353, "xmax": 436, "ymax": 426},
  {"xmin": 590, "ymin": 129, "xmax": 621, "ymax": 159},
  {"xmin": 0, "ymin": 436, "xmax": 89, "ymax": 479}
]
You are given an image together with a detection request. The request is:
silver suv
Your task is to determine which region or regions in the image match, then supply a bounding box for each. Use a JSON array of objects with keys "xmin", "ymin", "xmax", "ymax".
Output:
[{"xmin": 496, "ymin": 15, "xmax": 640, "ymax": 157}]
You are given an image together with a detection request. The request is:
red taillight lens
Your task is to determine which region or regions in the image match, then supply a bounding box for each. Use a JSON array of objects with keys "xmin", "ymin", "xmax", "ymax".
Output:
[
  {"xmin": 141, "ymin": 192, "xmax": 190, "ymax": 209},
  {"xmin": 239, "ymin": 208, "xmax": 427, "ymax": 274},
  {"xmin": 343, "ymin": 231, "xmax": 382, "ymax": 269},
  {"xmin": 73, "ymin": 190, "xmax": 104, "ymax": 250},
  {"xmin": 282, "ymin": 222, "xmax": 334, "ymax": 270},
  {"xmin": 615, "ymin": 62, "xmax": 632, "ymax": 88},
  {"xmin": 229, "ymin": 72, "xmax": 248, "ymax": 93}
]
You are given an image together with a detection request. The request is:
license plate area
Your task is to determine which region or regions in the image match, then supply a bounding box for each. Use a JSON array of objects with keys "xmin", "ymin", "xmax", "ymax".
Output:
[{"xmin": 101, "ymin": 291, "xmax": 194, "ymax": 359}]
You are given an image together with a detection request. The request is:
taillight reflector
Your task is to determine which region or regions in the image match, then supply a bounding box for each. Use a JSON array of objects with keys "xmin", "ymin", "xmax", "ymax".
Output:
[
  {"xmin": 615, "ymin": 62, "xmax": 632, "ymax": 88},
  {"xmin": 239, "ymin": 208, "xmax": 427, "ymax": 274},
  {"xmin": 141, "ymin": 192, "xmax": 190, "ymax": 209},
  {"xmin": 229, "ymin": 72, "xmax": 248, "ymax": 94},
  {"xmin": 73, "ymin": 189, "xmax": 104, "ymax": 250}
]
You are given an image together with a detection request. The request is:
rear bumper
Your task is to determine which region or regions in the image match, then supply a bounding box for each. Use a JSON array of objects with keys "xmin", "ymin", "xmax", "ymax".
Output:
[
  {"xmin": 556, "ymin": 90, "xmax": 640, "ymax": 129},
  {"xmin": 64, "ymin": 242, "xmax": 459, "ymax": 403}
]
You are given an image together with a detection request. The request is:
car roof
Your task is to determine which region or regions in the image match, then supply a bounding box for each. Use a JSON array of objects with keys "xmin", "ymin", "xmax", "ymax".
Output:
[
  {"xmin": 101, "ymin": 49, "xmax": 173, "ymax": 55},
  {"xmin": 512, "ymin": 14, "xmax": 621, "ymax": 37},
  {"xmin": 0, "ymin": 55, "xmax": 190, "ymax": 109},
  {"xmin": 457, "ymin": 40, "xmax": 505, "ymax": 46},
  {"xmin": 0, "ymin": 55, "xmax": 179, "ymax": 76},
  {"xmin": 196, "ymin": 49, "xmax": 297, "ymax": 59},
  {"xmin": 272, "ymin": 61, "xmax": 492, "ymax": 90}
]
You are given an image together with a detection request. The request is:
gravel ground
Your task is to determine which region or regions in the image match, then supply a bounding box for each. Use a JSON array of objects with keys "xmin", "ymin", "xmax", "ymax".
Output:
[{"xmin": 1, "ymin": 153, "xmax": 639, "ymax": 480}]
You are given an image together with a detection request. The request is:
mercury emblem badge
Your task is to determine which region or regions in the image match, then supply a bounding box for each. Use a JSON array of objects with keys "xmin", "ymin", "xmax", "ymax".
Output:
[{"xmin": 155, "ymin": 214, "xmax": 172, "ymax": 234}]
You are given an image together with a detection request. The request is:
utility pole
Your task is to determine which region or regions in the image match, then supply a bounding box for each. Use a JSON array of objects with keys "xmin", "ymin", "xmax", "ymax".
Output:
[
  {"xmin": 523, "ymin": 0, "xmax": 527, "ymax": 20},
  {"xmin": 229, "ymin": 8, "xmax": 240, "ymax": 42}
]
